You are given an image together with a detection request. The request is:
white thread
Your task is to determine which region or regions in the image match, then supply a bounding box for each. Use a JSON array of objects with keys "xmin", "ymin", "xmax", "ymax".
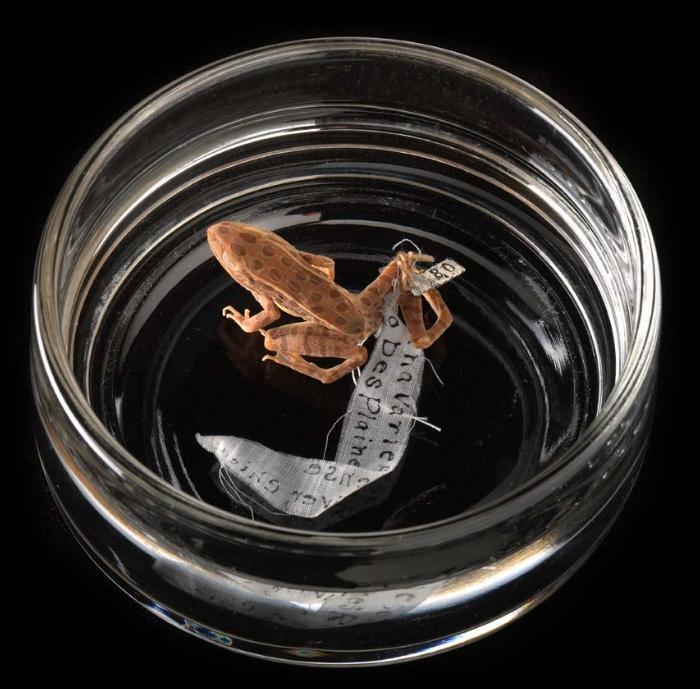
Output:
[
  {"xmin": 391, "ymin": 238, "xmax": 423, "ymax": 254},
  {"xmin": 220, "ymin": 466, "xmax": 290, "ymax": 518},
  {"xmin": 322, "ymin": 412, "xmax": 347, "ymax": 461},
  {"xmin": 218, "ymin": 465, "xmax": 254, "ymax": 520},
  {"xmin": 424, "ymin": 355, "xmax": 445, "ymax": 386},
  {"xmin": 406, "ymin": 415, "xmax": 442, "ymax": 432}
]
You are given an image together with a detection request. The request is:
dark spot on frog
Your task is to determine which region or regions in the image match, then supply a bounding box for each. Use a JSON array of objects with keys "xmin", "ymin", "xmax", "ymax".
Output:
[
  {"xmin": 269, "ymin": 268, "xmax": 281, "ymax": 280},
  {"xmin": 329, "ymin": 289, "xmax": 341, "ymax": 299},
  {"xmin": 361, "ymin": 296, "xmax": 372, "ymax": 306},
  {"xmin": 240, "ymin": 232, "xmax": 257, "ymax": 243},
  {"xmin": 251, "ymin": 258, "xmax": 263, "ymax": 270},
  {"xmin": 309, "ymin": 274, "xmax": 322, "ymax": 285},
  {"xmin": 336, "ymin": 302, "xmax": 349, "ymax": 312},
  {"xmin": 294, "ymin": 271, "xmax": 307, "ymax": 281},
  {"xmin": 281, "ymin": 256, "xmax": 293, "ymax": 267},
  {"xmin": 287, "ymin": 280, "xmax": 300, "ymax": 291},
  {"xmin": 262, "ymin": 245, "xmax": 275, "ymax": 257},
  {"xmin": 310, "ymin": 292, "xmax": 322, "ymax": 301},
  {"xmin": 335, "ymin": 316, "xmax": 347, "ymax": 326}
]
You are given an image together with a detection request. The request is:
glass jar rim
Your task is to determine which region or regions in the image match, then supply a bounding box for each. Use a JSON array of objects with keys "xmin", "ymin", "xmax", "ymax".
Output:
[{"xmin": 32, "ymin": 37, "xmax": 661, "ymax": 549}]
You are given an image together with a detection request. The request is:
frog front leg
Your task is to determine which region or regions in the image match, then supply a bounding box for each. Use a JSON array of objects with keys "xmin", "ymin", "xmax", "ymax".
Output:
[
  {"xmin": 261, "ymin": 323, "xmax": 367, "ymax": 384},
  {"xmin": 223, "ymin": 291, "xmax": 281, "ymax": 333},
  {"xmin": 398, "ymin": 288, "xmax": 453, "ymax": 349}
]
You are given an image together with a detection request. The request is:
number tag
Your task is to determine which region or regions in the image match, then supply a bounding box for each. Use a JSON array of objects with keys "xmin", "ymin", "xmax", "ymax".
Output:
[{"xmin": 409, "ymin": 258, "xmax": 465, "ymax": 295}]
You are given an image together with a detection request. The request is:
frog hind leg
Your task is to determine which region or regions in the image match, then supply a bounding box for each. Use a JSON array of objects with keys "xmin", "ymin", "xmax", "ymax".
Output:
[
  {"xmin": 358, "ymin": 258, "xmax": 400, "ymax": 309},
  {"xmin": 398, "ymin": 288, "xmax": 453, "ymax": 349},
  {"xmin": 223, "ymin": 292, "xmax": 281, "ymax": 333},
  {"xmin": 261, "ymin": 322, "xmax": 367, "ymax": 384},
  {"xmin": 299, "ymin": 251, "xmax": 335, "ymax": 281}
]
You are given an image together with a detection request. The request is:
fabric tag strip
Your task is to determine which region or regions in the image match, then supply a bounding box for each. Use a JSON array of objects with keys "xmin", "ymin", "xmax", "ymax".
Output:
[{"xmin": 196, "ymin": 295, "xmax": 426, "ymax": 520}]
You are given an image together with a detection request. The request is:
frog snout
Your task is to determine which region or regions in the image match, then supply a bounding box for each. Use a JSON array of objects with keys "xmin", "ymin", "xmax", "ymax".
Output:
[
  {"xmin": 207, "ymin": 222, "xmax": 230, "ymax": 243},
  {"xmin": 207, "ymin": 223, "xmax": 231, "ymax": 259}
]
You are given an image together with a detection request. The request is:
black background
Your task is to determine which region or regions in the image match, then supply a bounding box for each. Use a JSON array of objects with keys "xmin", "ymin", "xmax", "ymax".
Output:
[{"xmin": 14, "ymin": 15, "xmax": 684, "ymax": 682}]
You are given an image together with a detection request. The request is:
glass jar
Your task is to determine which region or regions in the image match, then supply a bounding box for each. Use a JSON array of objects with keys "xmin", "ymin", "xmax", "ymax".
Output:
[{"xmin": 31, "ymin": 38, "xmax": 660, "ymax": 665}]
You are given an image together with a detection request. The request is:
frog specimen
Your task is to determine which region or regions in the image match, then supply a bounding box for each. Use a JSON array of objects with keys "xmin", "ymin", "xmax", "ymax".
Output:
[{"xmin": 207, "ymin": 221, "xmax": 453, "ymax": 383}]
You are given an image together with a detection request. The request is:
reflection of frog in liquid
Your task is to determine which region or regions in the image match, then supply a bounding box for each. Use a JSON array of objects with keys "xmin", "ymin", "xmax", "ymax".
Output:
[{"xmin": 207, "ymin": 221, "xmax": 453, "ymax": 383}]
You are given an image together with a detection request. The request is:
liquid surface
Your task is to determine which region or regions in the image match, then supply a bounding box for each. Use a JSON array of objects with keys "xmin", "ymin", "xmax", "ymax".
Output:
[{"xmin": 92, "ymin": 181, "xmax": 601, "ymax": 532}]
